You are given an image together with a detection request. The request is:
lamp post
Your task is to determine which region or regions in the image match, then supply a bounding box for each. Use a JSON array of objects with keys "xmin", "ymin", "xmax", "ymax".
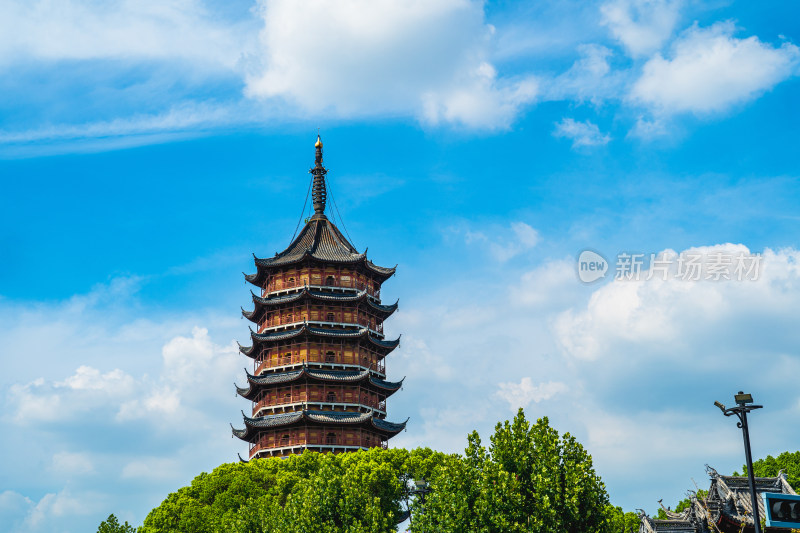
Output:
[
  {"xmin": 409, "ymin": 479, "xmax": 431, "ymax": 531},
  {"xmin": 714, "ymin": 391, "xmax": 763, "ymax": 533}
]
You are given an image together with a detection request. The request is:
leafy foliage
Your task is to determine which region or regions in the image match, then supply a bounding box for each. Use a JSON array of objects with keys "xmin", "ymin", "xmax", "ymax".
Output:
[
  {"xmin": 604, "ymin": 505, "xmax": 640, "ymax": 533},
  {"xmin": 140, "ymin": 447, "xmax": 442, "ymax": 533},
  {"xmin": 97, "ymin": 514, "xmax": 137, "ymax": 533},
  {"xmin": 737, "ymin": 451, "xmax": 800, "ymax": 491},
  {"xmin": 120, "ymin": 409, "xmax": 622, "ymax": 533},
  {"xmin": 410, "ymin": 409, "xmax": 611, "ymax": 533}
]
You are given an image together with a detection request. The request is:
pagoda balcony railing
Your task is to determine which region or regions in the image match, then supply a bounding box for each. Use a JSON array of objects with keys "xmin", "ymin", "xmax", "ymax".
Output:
[
  {"xmin": 249, "ymin": 436, "xmax": 388, "ymax": 456},
  {"xmin": 265, "ymin": 282, "xmax": 380, "ymax": 299},
  {"xmin": 259, "ymin": 317, "xmax": 383, "ymax": 335},
  {"xmin": 252, "ymin": 395, "xmax": 384, "ymax": 412},
  {"xmin": 252, "ymin": 400, "xmax": 386, "ymax": 417},
  {"xmin": 254, "ymin": 358, "xmax": 385, "ymax": 377}
]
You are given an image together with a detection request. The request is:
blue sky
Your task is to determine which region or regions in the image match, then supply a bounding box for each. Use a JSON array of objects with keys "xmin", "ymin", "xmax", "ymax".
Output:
[{"xmin": 2, "ymin": 0, "xmax": 800, "ymax": 531}]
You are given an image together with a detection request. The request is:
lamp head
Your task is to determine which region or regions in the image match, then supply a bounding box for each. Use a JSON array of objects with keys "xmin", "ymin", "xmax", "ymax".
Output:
[{"xmin": 735, "ymin": 391, "xmax": 753, "ymax": 406}]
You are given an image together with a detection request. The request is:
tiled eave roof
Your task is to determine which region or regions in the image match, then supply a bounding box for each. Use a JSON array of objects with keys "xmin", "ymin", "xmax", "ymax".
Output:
[
  {"xmin": 234, "ymin": 367, "xmax": 404, "ymax": 399},
  {"xmin": 639, "ymin": 467, "xmax": 798, "ymax": 533},
  {"xmin": 231, "ymin": 409, "xmax": 408, "ymax": 440},
  {"xmin": 244, "ymin": 216, "xmax": 396, "ymax": 286},
  {"xmin": 708, "ymin": 468, "xmax": 797, "ymax": 528},
  {"xmin": 241, "ymin": 287, "xmax": 398, "ymax": 323},
  {"xmin": 237, "ymin": 324, "xmax": 400, "ymax": 357}
]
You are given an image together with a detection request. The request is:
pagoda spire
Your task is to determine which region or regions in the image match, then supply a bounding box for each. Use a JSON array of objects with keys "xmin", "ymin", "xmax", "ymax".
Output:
[{"xmin": 311, "ymin": 135, "xmax": 327, "ymax": 217}]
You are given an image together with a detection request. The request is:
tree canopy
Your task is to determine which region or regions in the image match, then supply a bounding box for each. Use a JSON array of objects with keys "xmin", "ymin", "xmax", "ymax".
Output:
[
  {"xmin": 97, "ymin": 514, "xmax": 137, "ymax": 533},
  {"xmin": 122, "ymin": 409, "xmax": 625, "ymax": 533},
  {"xmin": 412, "ymin": 409, "xmax": 611, "ymax": 533},
  {"xmin": 738, "ymin": 450, "xmax": 800, "ymax": 491}
]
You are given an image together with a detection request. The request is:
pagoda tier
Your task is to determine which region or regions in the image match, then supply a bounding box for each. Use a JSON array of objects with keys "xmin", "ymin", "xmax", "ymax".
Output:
[
  {"xmin": 242, "ymin": 288, "xmax": 398, "ymax": 328},
  {"xmin": 235, "ymin": 366, "xmax": 403, "ymax": 417},
  {"xmin": 232, "ymin": 410, "xmax": 407, "ymax": 459},
  {"xmin": 233, "ymin": 135, "xmax": 405, "ymax": 459},
  {"xmin": 244, "ymin": 216, "xmax": 396, "ymax": 289}
]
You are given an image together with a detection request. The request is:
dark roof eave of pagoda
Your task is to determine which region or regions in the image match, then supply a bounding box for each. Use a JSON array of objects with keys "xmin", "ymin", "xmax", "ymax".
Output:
[
  {"xmin": 242, "ymin": 288, "xmax": 399, "ymax": 324},
  {"xmin": 235, "ymin": 367, "xmax": 404, "ymax": 400},
  {"xmin": 238, "ymin": 325, "xmax": 400, "ymax": 356},
  {"xmin": 244, "ymin": 255, "xmax": 396, "ymax": 287},
  {"xmin": 231, "ymin": 410, "xmax": 407, "ymax": 441},
  {"xmin": 243, "ymin": 216, "xmax": 397, "ymax": 287}
]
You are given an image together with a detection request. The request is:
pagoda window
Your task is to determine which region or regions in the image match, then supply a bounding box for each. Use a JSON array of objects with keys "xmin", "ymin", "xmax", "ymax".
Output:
[
  {"xmin": 325, "ymin": 351, "xmax": 336, "ymax": 363},
  {"xmin": 280, "ymin": 434, "xmax": 290, "ymax": 445},
  {"xmin": 326, "ymin": 392, "xmax": 337, "ymax": 403},
  {"xmin": 326, "ymin": 312, "xmax": 335, "ymax": 322},
  {"xmin": 325, "ymin": 275, "xmax": 335, "ymax": 286},
  {"xmin": 326, "ymin": 432, "xmax": 337, "ymax": 445}
]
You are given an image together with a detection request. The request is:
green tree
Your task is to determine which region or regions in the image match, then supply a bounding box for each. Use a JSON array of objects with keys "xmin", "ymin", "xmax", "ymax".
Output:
[
  {"xmin": 604, "ymin": 505, "xmax": 640, "ymax": 533},
  {"xmin": 411, "ymin": 409, "xmax": 611, "ymax": 533},
  {"xmin": 97, "ymin": 514, "xmax": 137, "ymax": 533},
  {"xmin": 141, "ymin": 447, "xmax": 445, "ymax": 533},
  {"xmin": 738, "ymin": 451, "xmax": 800, "ymax": 491}
]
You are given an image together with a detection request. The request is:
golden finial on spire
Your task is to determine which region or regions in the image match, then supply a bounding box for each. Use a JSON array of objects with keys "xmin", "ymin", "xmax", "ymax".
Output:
[{"xmin": 315, "ymin": 135, "xmax": 322, "ymax": 148}]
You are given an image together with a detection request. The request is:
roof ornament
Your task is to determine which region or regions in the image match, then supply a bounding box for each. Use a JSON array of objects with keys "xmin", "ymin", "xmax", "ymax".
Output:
[{"xmin": 311, "ymin": 135, "xmax": 328, "ymax": 217}]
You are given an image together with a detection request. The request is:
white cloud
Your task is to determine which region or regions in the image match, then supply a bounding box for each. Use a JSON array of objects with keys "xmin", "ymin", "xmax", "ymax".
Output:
[
  {"xmin": 543, "ymin": 44, "xmax": 624, "ymax": 105},
  {"xmin": 553, "ymin": 118, "xmax": 612, "ymax": 148},
  {"xmin": 628, "ymin": 115, "xmax": 669, "ymax": 139},
  {"xmin": 245, "ymin": 0, "xmax": 537, "ymax": 129},
  {"xmin": 51, "ymin": 452, "xmax": 95, "ymax": 476},
  {"xmin": 631, "ymin": 22, "xmax": 800, "ymax": 114},
  {"xmin": 24, "ymin": 490, "xmax": 105, "ymax": 531},
  {"xmin": 0, "ymin": 0, "xmax": 248, "ymax": 69},
  {"xmin": 463, "ymin": 221, "xmax": 540, "ymax": 261},
  {"xmin": 57, "ymin": 365, "xmax": 135, "ymax": 394},
  {"xmin": 496, "ymin": 378, "xmax": 568, "ymax": 412},
  {"xmin": 553, "ymin": 244, "xmax": 800, "ymax": 363},
  {"xmin": 0, "ymin": 102, "xmax": 244, "ymax": 151},
  {"xmin": 601, "ymin": 0, "xmax": 683, "ymax": 57},
  {"xmin": 510, "ymin": 258, "xmax": 582, "ymax": 308}
]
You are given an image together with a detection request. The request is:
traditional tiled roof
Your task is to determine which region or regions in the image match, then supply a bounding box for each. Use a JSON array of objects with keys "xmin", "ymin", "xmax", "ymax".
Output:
[
  {"xmin": 244, "ymin": 216, "xmax": 396, "ymax": 286},
  {"xmin": 241, "ymin": 288, "xmax": 398, "ymax": 323},
  {"xmin": 231, "ymin": 409, "xmax": 408, "ymax": 440},
  {"xmin": 639, "ymin": 466, "xmax": 797, "ymax": 533},
  {"xmin": 237, "ymin": 324, "xmax": 400, "ymax": 357},
  {"xmin": 235, "ymin": 367, "xmax": 404, "ymax": 399}
]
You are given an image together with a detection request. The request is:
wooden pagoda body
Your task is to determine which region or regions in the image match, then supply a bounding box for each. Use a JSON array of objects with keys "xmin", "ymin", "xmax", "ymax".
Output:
[{"xmin": 232, "ymin": 137, "xmax": 406, "ymax": 459}]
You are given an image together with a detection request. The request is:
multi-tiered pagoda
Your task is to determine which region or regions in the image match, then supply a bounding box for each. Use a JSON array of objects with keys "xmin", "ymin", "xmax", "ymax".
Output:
[{"xmin": 232, "ymin": 136, "xmax": 407, "ymax": 459}]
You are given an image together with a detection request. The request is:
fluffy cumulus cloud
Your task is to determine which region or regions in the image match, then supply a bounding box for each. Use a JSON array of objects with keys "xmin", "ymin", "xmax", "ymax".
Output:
[
  {"xmin": 0, "ymin": 279, "xmax": 244, "ymax": 532},
  {"xmin": 385, "ymin": 239, "xmax": 800, "ymax": 511},
  {"xmin": 245, "ymin": 0, "xmax": 537, "ymax": 129},
  {"xmin": 553, "ymin": 244, "xmax": 800, "ymax": 364},
  {"xmin": 601, "ymin": 0, "xmax": 683, "ymax": 57},
  {"xmin": 496, "ymin": 378, "xmax": 568, "ymax": 412},
  {"xmin": 553, "ymin": 118, "xmax": 611, "ymax": 148},
  {"xmin": 630, "ymin": 22, "xmax": 800, "ymax": 115}
]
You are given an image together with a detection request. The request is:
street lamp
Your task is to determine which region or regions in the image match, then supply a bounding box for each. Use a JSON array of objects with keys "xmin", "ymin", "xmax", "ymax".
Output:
[{"xmin": 714, "ymin": 391, "xmax": 763, "ymax": 533}]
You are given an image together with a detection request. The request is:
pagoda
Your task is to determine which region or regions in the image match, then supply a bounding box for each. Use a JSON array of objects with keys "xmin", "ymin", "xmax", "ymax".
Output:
[{"xmin": 232, "ymin": 136, "xmax": 407, "ymax": 459}]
